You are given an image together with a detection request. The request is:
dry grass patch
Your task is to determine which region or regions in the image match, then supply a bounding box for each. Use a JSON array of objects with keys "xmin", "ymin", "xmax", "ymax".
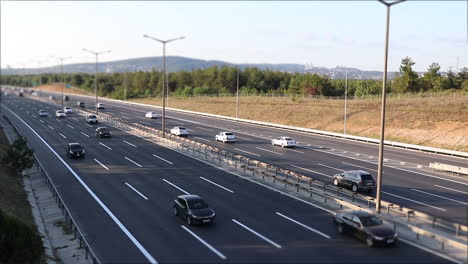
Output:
[{"xmin": 34, "ymin": 84, "xmax": 89, "ymax": 95}]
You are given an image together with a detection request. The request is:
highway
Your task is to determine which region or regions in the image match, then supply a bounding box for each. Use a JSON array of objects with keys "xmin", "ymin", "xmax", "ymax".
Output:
[
  {"xmin": 0, "ymin": 92, "xmax": 458, "ymax": 263},
  {"xmin": 34, "ymin": 90, "xmax": 468, "ymax": 224}
]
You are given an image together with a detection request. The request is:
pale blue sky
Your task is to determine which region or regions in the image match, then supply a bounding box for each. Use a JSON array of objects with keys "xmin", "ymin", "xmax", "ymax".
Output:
[{"xmin": 1, "ymin": 1, "xmax": 466, "ymax": 72}]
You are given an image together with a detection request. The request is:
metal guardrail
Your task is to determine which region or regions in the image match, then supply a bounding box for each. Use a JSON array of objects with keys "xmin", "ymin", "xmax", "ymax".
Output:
[
  {"xmin": 1, "ymin": 114, "xmax": 100, "ymax": 264},
  {"xmin": 430, "ymin": 162, "xmax": 468, "ymax": 176}
]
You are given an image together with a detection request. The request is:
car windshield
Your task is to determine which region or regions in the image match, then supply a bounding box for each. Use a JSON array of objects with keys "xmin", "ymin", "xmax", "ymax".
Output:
[
  {"xmin": 70, "ymin": 144, "xmax": 82, "ymax": 151},
  {"xmin": 360, "ymin": 215, "xmax": 382, "ymax": 227},
  {"xmin": 89, "ymin": 115, "xmax": 96, "ymax": 118},
  {"xmin": 65, "ymin": 107, "xmax": 71, "ymax": 109},
  {"xmin": 284, "ymin": 137, "xmax": 292, "ymax": 141},
  {"xmin": 225, "ymin": 133, "xmax": 233, "ymax": 136},
  {"xmin": 99, "ymin": 128, "xmax": 109, "ymax": 132},
  {"xmin": 187, "ymin": 199, "xmax": 209, "ymax": 210},
  {"xmin": 40, "ymin": 110, "xmax": 46, "ymax": 113},
  {"xmin": 360, "ymin": 174, "xmax": 373, "ymax": 181},
  {"xmin": 179, "ymin": 127, "xmax": 187, "ymax": 130},
  {"xmin": 57, "ymin": 110, "xmax": 64, "ymax": 113}
]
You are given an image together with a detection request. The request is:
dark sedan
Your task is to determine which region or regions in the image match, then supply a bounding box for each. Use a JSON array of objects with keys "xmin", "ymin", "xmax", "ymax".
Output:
[
  {"xmin": 173, "ymin": 195, "xmax": 215, "ymax": 225},
  {"xmin": 96, "ymin": 127, "xmax": 112, "ymax": 138},
  {"xmin": 66, "ymin": 143, "xmax": 85, "ymax": 159},
  {"xmin": 335, "ymin": 211, "xmax": 397, "ymax": 247}
]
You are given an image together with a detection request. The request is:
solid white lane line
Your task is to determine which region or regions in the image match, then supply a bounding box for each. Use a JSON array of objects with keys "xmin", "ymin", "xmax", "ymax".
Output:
[
  {"xmin": 56, "ymin": 119, "xmax": 63, "ymax": 123},
  {"xmin": 80, "ymin": 132, "xmax": 90, "ymax": 137},
  {"xmin": 48, "ymin": 125, "xmax": 54, "ymax": 130},
  {"xmin": 200, "ymin": 177, "xmax": 234, "ymax": 193},
  {"xmin": 342, "ymin": 162, "xmax": 377, "ymax": 172},
  {"xmin": 162, "ymin": 179, "xmax": 189, "ymax": 194},
  {"xmin": 124, "ymin": 157, "xmax": 142, "ymax": 167},
  {"xmin": 317, "ymin": 163, "xmax": 342, "ymax": 171},
  {"xmin": 381, "ymin": 191, "xmax": 447, "ymax": 212},
  {"xmin": 232, "ymin": 219, "xmax": 281, "ymax": 248},
  {"xmin": 125, "ymin": 182, "xmax": 149, "ymax": 200},
  {"xmin": 411, "ymin": 189, "xmax": 468, "ymax": 205},
  {"xmin": 256, "ymin": 147, "xmax": 283, "ymax": 155},
  {"xmin": 32, "ymin": 114, "xmax": 36, "ymax": 118},
  {"xmin": 152, "ymin": 154, "xmax": 173, "ymax": 165},
  {"xmin": 275, "ymin": 212, "xmax": 331, "ymax": 239},
  {"xmin": 181, "ymin": 226, "xmax": 226, "ymax": 260},
  {"xmin": 86, "ymin": 124, "xmax": 93, "ymax": 128},
  {"xmin": 434, "ymin": 185, "xmax": 468, "ymax": 195},
  {"xmin": 196, "ymin": 126, "xmax": 214, "ymax": 132},
  {"xmin": 233, "ymin": 148, "xmax": 261, "ymax": 157},
  {"xmin": 135, "ymin": 116, "xmax": 146, "ymax": 119},
  {"xmin": 39, "ymin": 120, "xmax": 44, "ymax": 123},
  {"xmin": 236, "ymin": 136, "xmax": 251, "ymax": 140},
  {"xmin": 67, "ymin": 124, "xmax": 74, "ymax": 129},
  {"xmin": 123, "ymin": 140, "xmax": 137, "ymax": 148},
  {"xmin": 291, "ymin": 165, "xmax": 332, "ymax": 178},
  {"xmin": 59, "ymin": 133, "xmax": 67, "ymax": 139},
  {"xmin": 121, "ymin": 115, "xmax": 130, "ymax": 119},
  {"xmin": 99, "ymin": 142, "xmax": 112, "ymax": 150},
  {"xmin": 194, "ymin": 136, "xmax": 211, "ymax": 143},
  {"xmin": 287, "ymin": 148, "xmax": 305, "ymax": 154},
  {"xmin": 94, "ymin": 159, "xmax": 109, "ymax": 170},
  {"xmin": 72, "ymin": 118, "xmax": 79, "ymax": 121}
]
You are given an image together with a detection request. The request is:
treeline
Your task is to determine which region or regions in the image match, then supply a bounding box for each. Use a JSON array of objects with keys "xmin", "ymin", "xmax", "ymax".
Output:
[{"xmin": 1, "ymin": 57, "xmax": 467, "ymax": 100}]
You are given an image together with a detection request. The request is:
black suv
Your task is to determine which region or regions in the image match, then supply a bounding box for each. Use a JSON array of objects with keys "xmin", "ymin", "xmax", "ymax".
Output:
[
  {"xmin": 334, "ymin": 211, "xmax": 397, "ymax": 247},
  {"xmin": 173, "ymin": 195, "xmax": 215, "ymax": 225},
  {"xmin": 77, "ymin": 102, "xmax": 85, "ymax": 108},
  {"xmin": 332, "ymin": 170, "xmax": 375, "ymax": 193},
  {"xmin": 66, "ymin": 143, "xmax": 85, "ymax": 158},
  {"xmin": 96, "ymin": 127, "xmax": 112, "ymax": 138}
]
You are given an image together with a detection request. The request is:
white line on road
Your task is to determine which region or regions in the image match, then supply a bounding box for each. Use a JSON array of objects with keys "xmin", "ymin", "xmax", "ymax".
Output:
[
  {"xmin": 342, "ymin": 162, "xmax": 377, "ymax": 172},
  {"xmin": 232, "ymin": 219, "xmax": 281, "ymax": 248},
  {"xmin": 80, "ymin": 132, "xmax": 90, "ymax": 137},
  {"xmin": 200, "ymin": 177, "xmax": 234, "ymax": 193},
  {"xmin": 125, "ymin": 182, "xmax": 149, "ymax": 200},
  {"xmin": 181, "ymin": 226, "xmax": 226, "ymax": 260},
  {"xmin": 67, "ymin": 124, "xmax": 74, "ymax": 129},
  {"xmin": 135, "ymin": 116, "xmax": 146, "ymax": 119},
  {"xmin": 152, "ymin": 154, "xmax": 173, "ymax": 165},
  {"xmin": 94, "ymin": 159, "xmax": 109, "ymax": 170},
  {"xmin": 233, "ymin": 148, "xmax": 261, "ymax": 157},
  {"xmin": 140, "ymin": 121, "xmax": 151, "ymax": 125},
  {"xmin": 59, "ymin": 133, "xmax": 67, "ymax": 139},
  {"xmin": 72, "ymin": 118, "xmax": 79, "ymax": 121},
  {"xmin": 162, "ymin": 179, "xmax": 189, "ymax": 194},
  {"xmin": 291, "ymin": 165, "xmax": 332, "ymax": 178},
  {"xmin": 411, "ymin": 189, "xmax": 468, "ymax": 205},
  {"xmin": 434, "ymin": 185, "xmax": 468, "ymax": 195},
  {"xmin": 121, "ymin": 115, "xmax": 129, "ymax": 119},
  {"xmin": 48, "ymin": 125, "xmax": 54, "ymax": 130},
  {"xmin": 56, "ymin": 119, "xmax": 62, "ymax": 123},
  {"xmin": 276, "ymin": 212, "xmax": 331, "ymax": 239},
  {"xmin": 86, "ymin": 124, "xmax": 93, "ymax": 128},
  {"xmin": 32, "ymin": 114, "xmax": 36, "ymax": 118},
  {"xmin": 99, "ymin": 142, "xmax": 112, "ymax": 150},
  {"xmin": 256, "ymin": 147, "xmax": 283, "ymax": 155},
  {"xmin": 287, "ymin": 148, "xmax": 305, "ymax": 154},
  {"xmin": 235, "ymin": 136, "xmax": 251, "ymax": 140},
  {"xmin": 317, "ymin": 163, "xmax": 342, "ymax": 171},
  {"xmin": 194, "ymin": 136, "xmax": 211, "ymax": 143},
  {"xmin": 123, "ymin": 140, "xmax": 137, "ymax": 148},
  {"xmin": 382, "ymin": 191, "xmax": 447, "ymax": 212},
  {"xmin": 124, "ymin": 157, "xmax": 142, "ymax": 167},
  {"xmin": 39, "ymin": 120, "xmax": 44, "ymax": 123},
  {"xmin": 196, "ymin": 126, "xmax": 214, "ymax": 132}
]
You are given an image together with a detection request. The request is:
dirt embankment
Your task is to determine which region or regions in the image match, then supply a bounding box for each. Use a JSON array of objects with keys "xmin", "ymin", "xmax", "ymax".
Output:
[
  {"xmin": 131, "ymin": 95, "xmax": 468, "ymax": 152},
  {"xmin": 33, "ymin": 84, "xmax": 89, "ymax": 95}
]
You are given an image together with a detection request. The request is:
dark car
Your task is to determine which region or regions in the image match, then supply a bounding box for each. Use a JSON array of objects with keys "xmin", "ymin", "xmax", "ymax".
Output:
[
  {"xmin": 18, "ymin": 92, "xmax": 24, "ymax": 97},
  {"xmin": 77, "ymin": 101, "xmax": 85, "ymax": 107},
  {"xmin": 173, "ymin": 195, "xmax": 215, "ymax": 225},
  {"xmin": 335, "ymin": 211, "xmax": 397, "ymax": 247},
  {"xmin": 63, "ymin": 95, "xmax": 70, "ymax": 101},
  {"xmin": 96, "ymin": 127, "xmax": 112, "ymax": 138},
  {"xmin": 332, "ymin": 170, "xmax": 375, "ymax": 193},
  {"xmin": 66, "ymin": 143, "xmax": 85, "ymax": 159}
]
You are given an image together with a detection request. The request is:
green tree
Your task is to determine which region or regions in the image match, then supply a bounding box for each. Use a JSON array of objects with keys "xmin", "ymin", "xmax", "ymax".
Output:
[
  {"xmin": 392, "ymin": 57, "xmax": 419, "ymax": 93},
  {"xmin": 0, "ymin": 136, "xmax": 34, "ymax": 173},
  {"xmin": 420, "ymin": 62, "xmax": 442, "ymax": 91},
  {"xmin": 288, "ymin": 74, "xmax": 302, "ymax": 94}
]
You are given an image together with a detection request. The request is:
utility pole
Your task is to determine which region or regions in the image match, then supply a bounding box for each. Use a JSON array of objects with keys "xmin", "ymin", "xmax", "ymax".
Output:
[
  {"xmin": 375, "ymin": 0, "xmax": 406, "ymax": 214},
  {"xmin": 53, "ymin": 56, "xmax": 71, "ymax": 106},
  {"xmin": 82, "ymin": 49, "xmax": 111, "ymax": 114},
  {"xmin": 236, "ymin": 67, "xmax": 240, "ymax": 118},
  {"xmin": 143, "ymin": 34, "xmax": 184, "ymax": 137},
  {"xmin": 124, "ymin": 71, "xmax": 127, "ymax": 101},
  {"xmin": 344, "ymin": 67, "xmax": 348, "ymax": 134}
]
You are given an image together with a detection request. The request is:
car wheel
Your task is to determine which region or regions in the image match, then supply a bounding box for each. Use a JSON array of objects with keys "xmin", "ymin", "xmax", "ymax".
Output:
[
  {"xmin": 352, "ymin": 184, "xmax": 358, "ymax": 192},
  {"xmin": 337, "ymin": 223, "xmax": 344, "ymax": 234},
  {"xmin": 366, "ymin": 236, "xmax": 374, "ymax": 247},
  {"xmin": 187, "ymin": 216, "xmax": 192, "ymax": 225},
  {"xmin": 333, "ymin": 178, "xmax": 339, "ymax": 186},
  {"xmin": 281, "ymin": 144, "xmax": 285, "ymax": 148},
  {"xmin": 173, "ymin": 207, "xmax": 178, "ymax": 216},
  {"xmin": 272, "ymin": 141, "xmax": 275, "ymax": 146}
]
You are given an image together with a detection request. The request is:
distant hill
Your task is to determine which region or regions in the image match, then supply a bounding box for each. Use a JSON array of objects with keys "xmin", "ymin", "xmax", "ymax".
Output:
[{"xmin": 0, "ymin": 56, "xmax": 398, "ymax": 80}]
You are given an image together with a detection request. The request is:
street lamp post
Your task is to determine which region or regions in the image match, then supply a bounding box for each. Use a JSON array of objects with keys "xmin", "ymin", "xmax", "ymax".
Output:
[
  {"xmin": 375, "ymin": 0, "xmax": 406, "ymax": 214},
  {"xmin": 54, "ymin": 57, "xmax": 71, "ymax": 106},
  {"xmin": 82, "ymin": 49, "xmax": 111, "ymax": 114},
  {"xmin": 344, "ymin": 67, "xmax": 348, "ymax": 134},
  {"xmin": 236, "ymin": 67, "xmax": 240, "ymax": 118},
  {"xmin": 143, "ymin": 34, "xmax": 184, "ymax": 138}
]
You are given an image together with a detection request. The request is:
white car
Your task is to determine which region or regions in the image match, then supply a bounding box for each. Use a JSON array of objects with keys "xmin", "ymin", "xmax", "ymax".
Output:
[
  {"xmin": 86, "ymin": 114, "xmax": 98, "ymax": 124},
  {"xmin": 145, "ymin": 111, "xmax": 158, "ymax": 119},
  {"xmin": 170, "ymin": 127, "xmax": 189, "ymax": 136},
  {"xmin": 56, "ymin": 110, "xmax": 66, "ymax": 118},
  {"xmin": 271, "ymin": 137, "xmax": 296, "ymax": 148},
  {"xmin": 215, "ymin": 132, "xmax": 236, "ymax": 143},
  {"xmin": 63, "ymin": 106, "xmax": 73, "ymax": 114},
  {"xmin": 38, "ymin": 110, "xmax": 48, "ymax": 117},
  {"xmin": 97, "ymin": 103, "xmax": 104, "ymax": 109}
]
